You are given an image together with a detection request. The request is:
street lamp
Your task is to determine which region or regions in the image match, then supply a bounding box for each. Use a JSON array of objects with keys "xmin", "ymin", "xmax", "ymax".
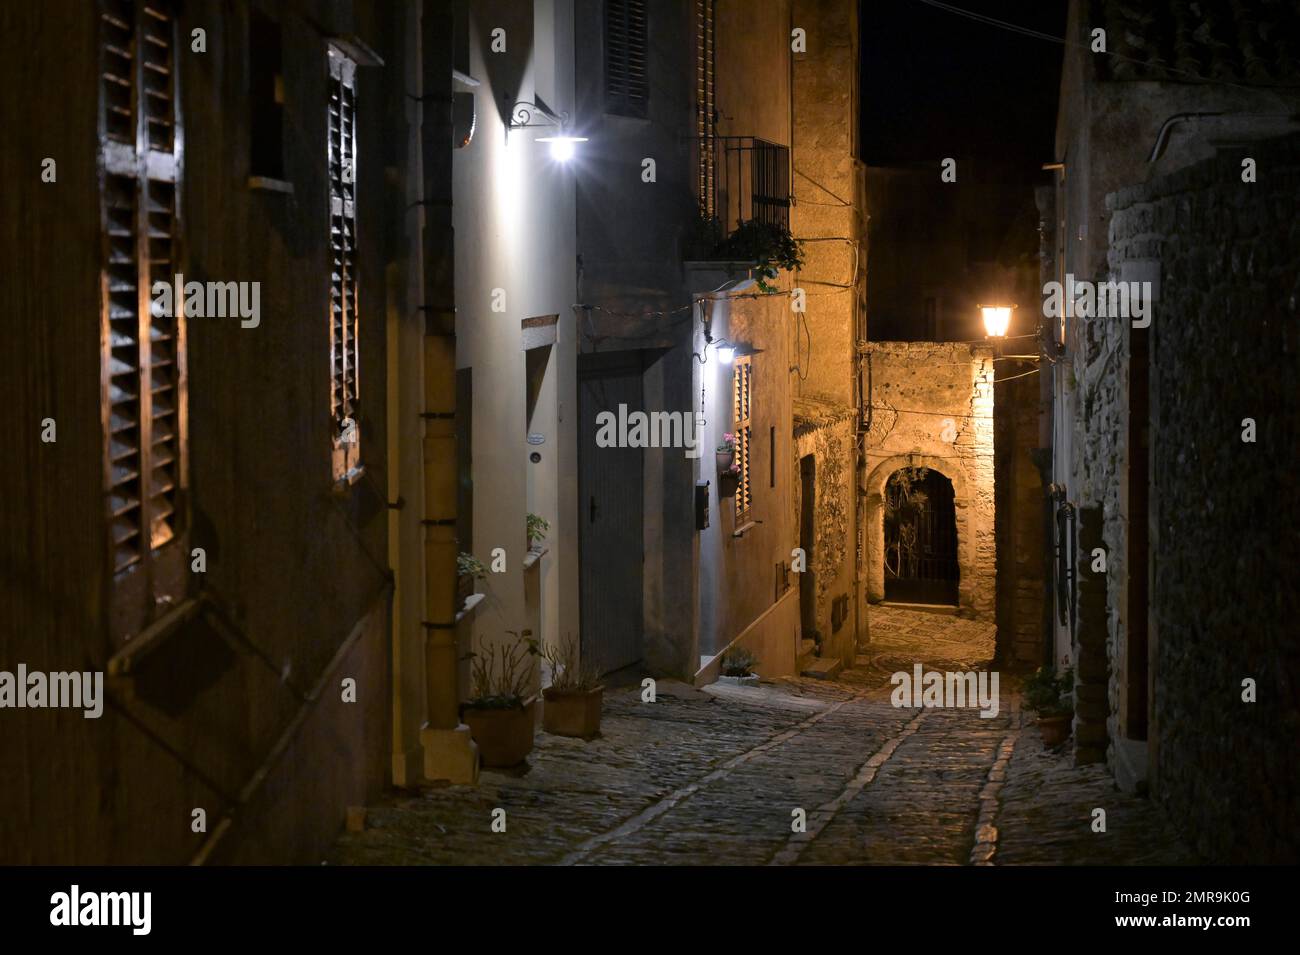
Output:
[
  {"xmin": 535, "ymin": 135, "xmax": 586, "ymax": 162},
  {"xmin": 980, "ymin": 304, "xmax": 1013, "ymax": 339},
  {"xmin": 505, "ymin": 96, "xmax": 587, "ymax": 160}
]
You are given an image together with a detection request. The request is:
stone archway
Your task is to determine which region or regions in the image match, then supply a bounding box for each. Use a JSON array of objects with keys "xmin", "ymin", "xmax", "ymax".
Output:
[{"xmin": 866, "ymin": 454, "xmax": 987, "ymax": 617}]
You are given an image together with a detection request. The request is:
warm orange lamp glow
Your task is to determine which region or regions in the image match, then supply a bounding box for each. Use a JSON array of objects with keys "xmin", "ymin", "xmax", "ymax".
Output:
[{"xmin": 980, "ymin": 305, "xmax": 1013, "ymax": 338}]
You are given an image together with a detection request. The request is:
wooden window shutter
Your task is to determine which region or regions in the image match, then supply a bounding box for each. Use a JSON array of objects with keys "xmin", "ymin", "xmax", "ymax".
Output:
[
  {"xmin": 733, "ymin": 356, "xmax": 753, "ymax": 524},
  {"xmin": 99, "ymin": 0, "xmax": 188, "ymax": 636},
  {"xmin": 605, "ymin": 0, "xmax": 648, "ymax": 118},
  {"xmin": 329, "ymin": 45, "xmax": 361, "ymax": 483}
]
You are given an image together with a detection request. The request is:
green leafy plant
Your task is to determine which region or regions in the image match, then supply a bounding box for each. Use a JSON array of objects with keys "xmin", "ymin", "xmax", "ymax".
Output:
[
  {"xmin": 457, "ymin": 552, "xmax": 489, "ymax": 579},
  {"xmin": 541, "ymin": 633, "xmax": 603, "ymax": 693},
  {"xmin": 463, "ymin": 630, "xmax": 539, "ymax": 710},
  {"xmin": 526, "ymin": 513, "xmax": 550, "ymax": 548},
  {"xmin": 685, "ymin": 213, "xmax": 804, "ymax": 294},
  {"xmin": 720, "ymin": 646, "xmax": 759, "ymax": 677},
  {"xmin": 1023, "ymin": 665, "xmax": 1074, "ymax": 717}
]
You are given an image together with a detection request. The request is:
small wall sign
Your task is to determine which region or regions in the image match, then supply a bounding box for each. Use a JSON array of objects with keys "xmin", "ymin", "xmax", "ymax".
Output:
[{"xmin": 527, "ymin": 433, "xmax": 545, "ymax": 446}]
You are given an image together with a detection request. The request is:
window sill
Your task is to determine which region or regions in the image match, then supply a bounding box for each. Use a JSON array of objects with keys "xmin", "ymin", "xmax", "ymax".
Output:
[
  {"xmin": 248, "ymin": 176, "xmax": 294, "ymax": 194},
  {"xmin": 457, "ymin": 592, "xmax": 486, "ymax": 624},
  {"xmin": 732, "ymin": 521, "xmax": 757, "ymax": 538}
]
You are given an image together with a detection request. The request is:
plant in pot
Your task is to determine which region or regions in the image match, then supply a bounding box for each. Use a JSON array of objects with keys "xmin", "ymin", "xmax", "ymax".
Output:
[
  {"xmin": 715, "ymin": 432, "xmax": 737, "ymax": 473},
  {"xmin": 460, "ymin": 630, "xmax": 539, "ymax": 768},
  {"xmin": 717, "ymin": 646, "xmax": 760, "ymax": 687},
  {"xmin": 1024, "ymin": 665, "xmax": 1074, "ymax": 746},
  {"xmin": 540, "ymin": 634, "xmax": 604, "ymax": 739},
  {"xmin": 714, "ymin": 218, "xmax": 804, "ymax": 294},
  {"xmin": 457, "ymin": 551, "xmax": 488, "ymax": 607},
  {"xmin": 526, "ymin": 512, "xmax": 550, "ymax": 554},
  {"xmin": 685, "ymin": 213, "xmax": 805, "ymax": 294}
]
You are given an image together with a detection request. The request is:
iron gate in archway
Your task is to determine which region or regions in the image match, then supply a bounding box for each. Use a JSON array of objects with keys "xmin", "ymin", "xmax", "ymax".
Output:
[{"xmin": 883, "ymin": 467, "xmax": 959, "ymax": 605}]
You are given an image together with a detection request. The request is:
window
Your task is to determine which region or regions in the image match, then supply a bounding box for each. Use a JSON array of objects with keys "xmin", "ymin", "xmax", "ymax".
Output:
[
  {"xmin": 328, "ymin": 45, "xmax": 361, "ymax": 482},
  {"xmin": 249, "ymin": 9, "xmax": 285, "ymax": 180},
  {"xmin": 604, "ymin": 0, "xmax": 648, "ymax": 118},
  {"xmin": 98, "ymin": 0, "xmax": 187, "ymax": 635},
  {"xmin": 733, "ymin": 356, "xmax": 753, "ymax": 524}
]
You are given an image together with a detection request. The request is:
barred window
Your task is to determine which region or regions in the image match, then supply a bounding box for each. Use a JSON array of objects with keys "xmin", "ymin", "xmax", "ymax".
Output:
[
  {"xmin": 328, "ymin": 45, "xmax": 361, "ymax": 482},
  {"xmin": 604, "ymin": 0, "xmax": 648, "ymax": 118},
  {"xmin": 733, "ymin": 356, "xmax": 753, "ymax": 524},
  {"xmin": 99, "ymin": 0, "xmax": 187, "ymax": 635}
]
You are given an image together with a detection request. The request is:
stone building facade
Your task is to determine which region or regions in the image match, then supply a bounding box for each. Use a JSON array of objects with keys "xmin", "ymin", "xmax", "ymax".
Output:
[
  {"xmin": 1104, "ymin": 133, "xmax": 1300, "ymax": 864},
  {"xmin": 864, "ymin": 343, "xmax": 996, "ymax": 620},
  {"xmin": 1044, "ymin": 0, "xmax": 1300, "ymax": 856}
]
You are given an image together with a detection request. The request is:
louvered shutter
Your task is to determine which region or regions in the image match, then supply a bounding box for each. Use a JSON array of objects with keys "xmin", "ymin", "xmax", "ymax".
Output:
[
  {"xmin": 733, "ymin": 357, "xmax": 753, "ymax": 524},
  {"xmin": 605, "ymin": 0, "xmax": 648, "ymax": 118},
  {"xmin": 99, "ymin": 0, "xmax": 186, "ymax": 626},
  {"xmin": 328, "ymin": 46, "xmax": 361, "ymax": 482}
]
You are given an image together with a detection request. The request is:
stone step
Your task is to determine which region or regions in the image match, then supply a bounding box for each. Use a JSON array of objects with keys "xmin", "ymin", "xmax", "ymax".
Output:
[{"xmin": 800, "ymin": 656, "xmax": 843, "ymax": 680}]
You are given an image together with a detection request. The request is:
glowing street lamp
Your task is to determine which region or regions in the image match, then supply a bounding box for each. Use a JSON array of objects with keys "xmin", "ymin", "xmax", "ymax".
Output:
[
  {"xmin": 979, "ymin": 304, "xmax": 1014, "ymax": 338},
  {"xmin": 536, "ymin": 134, "xmax": 587, "ymax": 162},
  {"xmin": 506, "ymin": 97, "xmax": 587, "ymax": 160}
]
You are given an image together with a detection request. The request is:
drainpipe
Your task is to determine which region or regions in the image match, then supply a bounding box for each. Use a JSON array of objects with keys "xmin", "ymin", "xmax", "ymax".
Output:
[{"xmin": 417, "ymin": 0, "xmax": 477, "ymax": 784}]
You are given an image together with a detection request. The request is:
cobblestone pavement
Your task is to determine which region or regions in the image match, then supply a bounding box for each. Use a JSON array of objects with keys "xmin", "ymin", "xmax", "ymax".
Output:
[{"xmin": 328, "ymin": 607, "xmax": 1197, "ymax": 866}]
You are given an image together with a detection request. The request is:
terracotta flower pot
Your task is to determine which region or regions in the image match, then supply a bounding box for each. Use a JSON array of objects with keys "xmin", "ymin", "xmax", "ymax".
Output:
[
  {"xmin": 1037, "ymin": 713, "xmax": 1071, "ymax": 747},
  {"xmin": 715, "ymin": 450, "xmax": 735, "ymax": 471},
  {"xmin": 463, "ymin": 697, "xmax": 537, "ymax": 767},
  {"xmin": 542, "ymin": 686, "xmax": 603, "ymax": 739}
]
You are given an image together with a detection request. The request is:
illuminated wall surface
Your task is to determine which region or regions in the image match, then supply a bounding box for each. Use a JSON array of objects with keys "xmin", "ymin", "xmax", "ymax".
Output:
[{"xmin": 0, "ymin": 0, "xmax": 1296, "ymax": 892}]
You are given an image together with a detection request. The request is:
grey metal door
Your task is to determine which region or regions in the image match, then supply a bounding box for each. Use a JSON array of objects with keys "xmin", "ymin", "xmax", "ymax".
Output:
[{"xmin": 578, "ymin": 354, "xmax": 644, "ymax": 675}]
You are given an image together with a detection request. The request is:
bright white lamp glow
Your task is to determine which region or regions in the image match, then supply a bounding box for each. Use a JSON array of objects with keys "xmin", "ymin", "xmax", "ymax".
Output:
[
  {"xmin": 717, "ymin": 345, "xmax": 735, "ymax": 364},
  {"xmin": 537, "ymin": 135, "xmax": 587, "ymax": 161},
  {"xmin": 981, "ymin": 305, "xmax": 1012, "ymax": 338}
]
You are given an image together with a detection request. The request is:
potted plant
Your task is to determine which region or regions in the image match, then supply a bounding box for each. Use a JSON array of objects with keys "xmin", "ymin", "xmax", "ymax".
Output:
[
  {"xmin": 685, "ymin": 214, "xmax": 805, "ymax": 294},
  {"xmin": 1024, "ymin": 665, "xmax": 1074, "ymax": 746},
  {"xmin": 540, "ymin": 634, "xmax": 604, "ymax": 739},
  {"xmin": 526, "ymin": 512, "xmax": 549, "ymax": 553},
  {"xmin": 716, "ymin": 433, "xmax": 737, "ymax": 473},
  {"xmin": 457, "ymin": 551, "xmax": 488, "ymax": 607},
  {"xmin": 460, "ymin": 630, "xmax": 539, "ymax": 768},
  {"xmin": 717, "ymin": 646, "xmax": 760, "ymax": 687}
]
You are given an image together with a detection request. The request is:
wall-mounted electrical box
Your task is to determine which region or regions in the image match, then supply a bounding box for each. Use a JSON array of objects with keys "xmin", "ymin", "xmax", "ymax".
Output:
[{"xmin": 695, "ymin": 481, "xmax": 710, "ymax": 530}]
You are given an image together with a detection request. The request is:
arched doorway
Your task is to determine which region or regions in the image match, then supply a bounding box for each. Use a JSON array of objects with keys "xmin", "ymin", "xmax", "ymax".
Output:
[{"xmin": 883, "ymin": 467, "xmax": 959, "ymax": 605}]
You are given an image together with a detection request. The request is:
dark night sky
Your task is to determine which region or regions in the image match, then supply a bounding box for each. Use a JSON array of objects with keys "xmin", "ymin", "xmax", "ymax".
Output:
[{"xmin": 861, "ymin": 0, "xmax": 1067, "ymax": 174}]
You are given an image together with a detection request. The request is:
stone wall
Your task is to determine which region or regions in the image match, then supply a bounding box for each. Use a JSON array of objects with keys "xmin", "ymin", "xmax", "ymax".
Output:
[
  {"xmin": 994, "ymin": 362, "xmax": 1048, "ymax": 667},
  {"xmin": 1106, "ymin": 133, "xmax": 1300, "ymax": 862},
  {"xmin": 864, "ymin": 343, "xmax": 996, "ymax": 619},
  {"xmin": 793, "ymin": 400, "xmax": 858, "ymax": 661}
]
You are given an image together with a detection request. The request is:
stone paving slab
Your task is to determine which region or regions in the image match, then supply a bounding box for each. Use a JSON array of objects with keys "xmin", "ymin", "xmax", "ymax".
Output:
[{"xmin": 328, "ymin": 608, "xmax": 1197, "ymax": 866}]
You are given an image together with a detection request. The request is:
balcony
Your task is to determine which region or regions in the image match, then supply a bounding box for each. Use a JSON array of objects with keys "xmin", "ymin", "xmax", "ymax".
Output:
[
  {"xmin": 694, "ymin": 136, "xmax": 791, "ymax": 236},
  {"xmin": 686, "ymin": 137, "xmax": 797, "ymax": 292}
]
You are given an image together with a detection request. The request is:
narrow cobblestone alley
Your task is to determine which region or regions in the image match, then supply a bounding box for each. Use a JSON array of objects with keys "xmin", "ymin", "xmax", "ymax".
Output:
[{"xmin": 329, "ymin": 608, "xmax": 1196, "ymax": 866}]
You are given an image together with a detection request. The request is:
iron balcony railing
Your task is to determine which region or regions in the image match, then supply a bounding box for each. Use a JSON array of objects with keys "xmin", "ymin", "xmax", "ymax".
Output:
[{"xmin": 694, "ymin": 135, "xmax": 791, "ymax": 237}]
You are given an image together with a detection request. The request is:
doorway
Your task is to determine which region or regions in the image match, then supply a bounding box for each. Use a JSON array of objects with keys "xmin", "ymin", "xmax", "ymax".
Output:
[
  {"xmin": 799, "ymin": 454, "xmax": 817, "ymax": 641},
  {"xmin": 883, "ymin": 467, "xmax": 959, "ymax": 605},
  {"xmin": 577, "ymin": 351, "xmax": 645, "ymax": 676}
]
